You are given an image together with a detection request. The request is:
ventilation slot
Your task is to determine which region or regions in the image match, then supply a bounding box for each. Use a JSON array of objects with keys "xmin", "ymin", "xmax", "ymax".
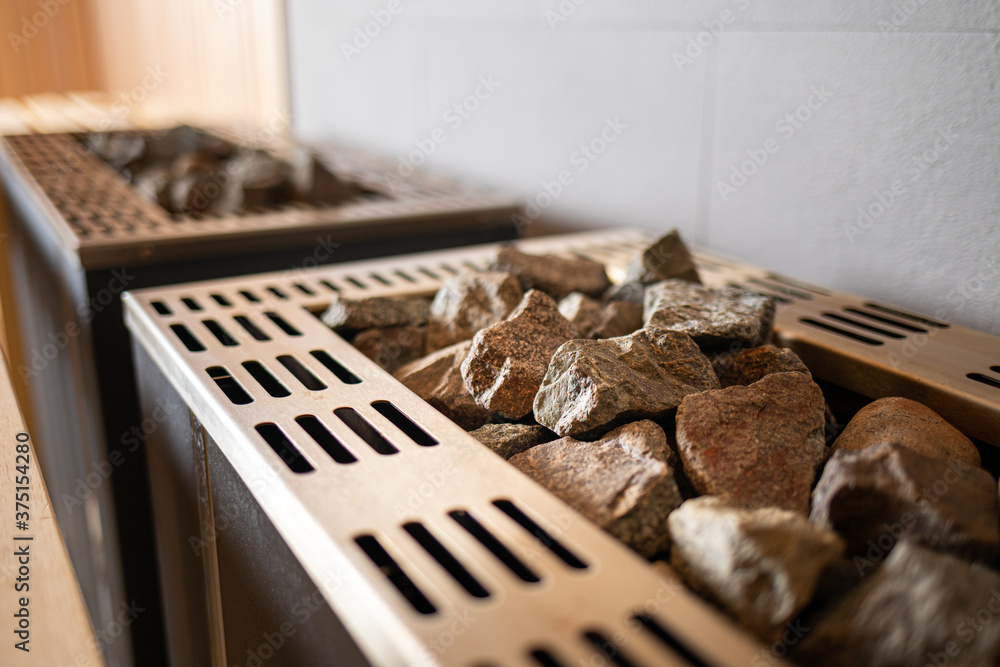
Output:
[
  {"xmin": 207, "ymin": 366, "xmax": 253, "ymax": 405},
  {"xmin": 211, "ymin": 293, "xmax": 232, "ymax": 307},
  {"xmin": 448, "ymin": 510, "xmax": 540, "ymax": 583},
  {"xmin": 239, "ymin": 289, "xmax": 261, "ymax": 303},
  {"xmin": 345, "ymin": 276, "xmax": 367, "ymax": 289},
  {"xmin": 462, "ymin": 261, "xmax": 482, "ymax": 272},
  {"xmin": 403, "ymin": 522, "xmax": 490, "ymax": 598},
  {"xmin": 150, "ymin": 300, "xmax": 172, "ymax": 315},
  {"xmin": 277, "ymin": 355, "xmax": 326, "ymax": 391},
  {"xmin": 862, "ymin": 302, "xmax": 949, "ymax": 328},
  {"xmin": 242, "ymin": 361, "xmax": 291, "ymax": 398},
  {"xmin": 821, "ymin": 312, "xmax": 905, "ymax": 339},
  {"xmin": 254, "ymin": 423, "xmax": 314, "ymax": 473},
  {"xmin": 295, "ymin": 415, "xmax": 356, "ymax": 464},
  {"xmin": 264, "ymin": 312, "xmax": 302, "ymax": 336},
  {"xmin": 170, "ymin": 324, "xmax": 206, "ymax": 352},
  {"xmin": 968, "ymin": 373, "xmax": 1000, "ymax": 390},
  {"xmin": 319, "ymin": 279, "xmax": 340, "ymax": 292},
  {"xmin": 417, "ymin": 266, "xmax": 440, "ymax": 280},
  {"xmin": 765, "ymin": 274, "xmax": 830, "ymax": 296},
  {"xmin": 843, "ymin": 307, "xmax": 928, "ymax": 333},
  {"xmin": 799, "ymin": 318, "xmax": 884, "ymax": 346},
  {"xmin": 335, "ymin": 408, "xmax": 397, "ymax": 455},
  {"xmin": 439, "ymin": 263, "xmax": 459, "ymax": 275},
  {"xmin": 633, "ymin": 615, "xmax": 711, "ymax": 667},
  {"xmin": 310, "ymin": 350, "xmax": 361, "ymax": 384},
  {"xmin": 372, "ymin": 401, "xmax": 437, "ymax": 447},
  {"xmin": 530, "ymin": 648, "xmax": 568, "ymax": 667},
  {"xmin": 746, "ymin": 277, "xmax": 813, "ymax": 301},
  {"xmin": 493, "ymin": 500, "xmax": 588, "ymax": 570},
  {"xmin": 294, "ymin": 283, "xmax": 315, "ymax": 296},
  {"xmin": 394, "ymin": 270, "xmax": 416, "ymax": 283},
  {"xmin": 181, "ymin": 297, "xmax": 202, "ymax": 311},
  {"xmin": 369, "ymin": 273, "xmax": 391, "ymax": 286},
  {"xmin": 203, "ymin": 319, "xmax": 239, "ymax": 347},
  {"xmin": 266, "ymin": 287, "xmax": 287, "ymax": 300},
  {"xmin": 992, "ymin": 366, "xmax": 1000, "ymax": 374},
  {"xmin": 233, "ymin": 315, "xmax": 271, "ymax": 341},
  {"xmin": 583, "ymin": 630, "xmax": 639, "ymax": 667},
  {"xmin": 355, "ymin": 535, "xmax": 436, "ymax": 615}
]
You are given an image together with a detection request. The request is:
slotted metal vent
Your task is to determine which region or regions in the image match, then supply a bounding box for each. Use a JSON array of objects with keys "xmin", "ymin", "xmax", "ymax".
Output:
[
  {"xmin": 0, "ymin": 130, "xmax": 518, "ymax": 270},
  {"xmin": 125, "ymin": 229, "xmax": 1000, "ymax": 666}
]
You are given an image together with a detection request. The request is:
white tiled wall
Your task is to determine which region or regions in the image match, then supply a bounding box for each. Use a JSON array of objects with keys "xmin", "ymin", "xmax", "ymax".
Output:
[{"xmin": 286, "ymin": 1, "xmax": 1000, "ymax": 334}]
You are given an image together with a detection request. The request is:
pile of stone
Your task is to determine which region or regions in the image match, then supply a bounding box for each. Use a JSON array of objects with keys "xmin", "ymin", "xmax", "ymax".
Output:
[
  {"xmin": 84, "ymin": 125, "xmax": 363, "ymax": 216},
  {"xmin": 326, "ymin": 230, "xmax": 998, "ymax": 666}
]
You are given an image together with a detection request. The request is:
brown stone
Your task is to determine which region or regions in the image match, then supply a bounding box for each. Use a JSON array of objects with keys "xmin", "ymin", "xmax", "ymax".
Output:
[
  {"xmin": 394, "ymin": 340, "xmax": 492, "ymax": 430},
  {"xmin": 713, "ymin": 344, "xmax": 811, "ymax": 388},
  {"xmin": 322, "ymin": 295, "xmax": 430, "ymax": 330},
  {"xmin": 558, "ymin": 293, "xmax": 604, "ymax": 337},
  {"xmin": 489, "ymin": 245, "xmax": 611, "ymax": 299},
  {"xmin": 509, "ymin": 420, "xmax": 683, "ymax": 557},
  {"xmin": 602, "ymin": 280, "xmax": 646, "ymax": 305},
  {"xmin": 675, "ymin": 372, "xmax": 826, "ymax": 514},
  {"xmin": 590, "ymin": 301, "xmax": 643, "ymax": 339},
  {"xmin": 792, "ymin": 541, "xmax": 1000, "ymax": 667},
  {"xmin": 810, "ymin": 441, "xmax": 999, "ymax": 563},
  {"xmin": 668, "ymin": 496, "xmax": 844, "ymax": 640},
  {"xmin": 832, "ymin": 397, "xmax": 980, "ymax": 467},
  {"xmin": 644, "ymin": 279, "xmax": 775, "ymax": 348},
  {"xmin": 426, "ymin": 272, "xmax": 523, "ymax": 352},
  {"xmin": 352, "ymin": 326, "xmax": 426, "ymax": 373},
  {"xmin": 468, "ymin": 423, "xmax": 556, "ymax": 459},
  {"xmin": 534, "ymin": 328, "xmax": 720, "ymax": 439},
  {"xmin": 625, "ymin": 229, "xmax": 702, "ymax": 285},
  {"xmin": 460, "ymin": 290, "xmax": 577, "ymax": 420}
]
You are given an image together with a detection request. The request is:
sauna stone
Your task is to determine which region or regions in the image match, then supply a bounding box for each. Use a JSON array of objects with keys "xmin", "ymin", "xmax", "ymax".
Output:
[
  {"xmin": 394, "ymin": 340, "xmax": 491, "ymax": 430},
  {"xmin": 558, "ymin": 294, "xmax": 643, "ymax": 340},
  {"xmin": 624, "ymin": 229, "xmax": 702, "ymax": 285},
  {"xmin": 668, "ymin": 496, "xmax": 844, "ymax": 639},
  {"xmin": 427, "ymin": 271, "xmax": 523, "ymax": 352},
  {"xmin": 644, "ymin": 279, "xmax": 775, "ymax": 348},
  {"xmin": 675, "ymin": 372, "xmax": 826, "ymax": 514},
  {"xmin": 832, "ymin": 396, "xmax": 981, "ymax": 468},
  {"xmin": 468, "ymin": 423, "xmax": 556, "ymax": 460},
  {"xmin": 352, "ymin": 326, "xmax": 426, "ymax": 374},
  {"xmin": 489, "ymin": 245, "xmax": 611, "ymax": 299},
  {"xmin": 461, "ymin": 290, "xmax": 577, "ymax": 420},
  {"xmin": 322, "ymin": 295, "xmax": 430, "ymax": 330},
  {"xmin": 811, "ymin": 441, "xmax": 999, "ymax": 563},
  {"xmin": 713, "ymin": 344, "xmax": 811, "ymax": 388},
  {"xmin": 792, "ymin": 541, "xmax": 1000, "ymax": 667},
  {"xmin": 509, "ymin": 420, "xmax": 683, "ymax": 558},
  {"xmin": 534, "ymin": 328, "xmax": 720, "ymax": 439}
]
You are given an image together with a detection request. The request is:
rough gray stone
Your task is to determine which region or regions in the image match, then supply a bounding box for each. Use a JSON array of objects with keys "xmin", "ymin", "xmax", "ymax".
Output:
[
  {"xmin": 603, "ymin": 280, "xmax": 646, "ymax": 305},
  {"xmin": 489, "ymin": 245, "xmax": 611, "ymax": 299},
  {"xmin": 394, "ymin": 340, "xmax": 492, "ymax": 430},
  {"xmin": 461, "ymin": 290, "xmax": 577, "ymax": 420},
  {"xmin": 668, "ymin": 496, "xmax": 844, "ymax": 640},
  {"xmin": 426, "ymin": 271, "xmax": 524, "ymax": 352},
  {"xmin": 811, "ymin": 441, "xmax": 999, "ymax": 563},
  {"xmin": 644, "ymin": 280, "xmax": 775, "ymax": 348},
  {"xmin": 558, "ymin": 293, "xmax": 604, "ymax": 337},
  {"xmin": 352, "ymin": 326, "xmax": 426, "ymax": 373},
  {"xmin": 322, "ymin": 295, "xmax": 430, "ymax": 330},
  {"xmin": 792, "ymin": 541, "xmax": 1000, "ymax": 667},
  {"xmin": 625, "ymin": 229, "xmax": 702, "ymax": 285},
  {"xmin": 509, "ymin": 420, "xmax": 683, "ymax": 557},
  {"xmin": 676, "ymin": 372, "xmax": 827, "ymax": 514},
  {"xmin": 468, "ymin": 423, "xmax": 556, "ymax": 460},
  {"xmin": 713, "ymin": 344, "xmax": 811, "ymax": 388},
  {"xmin": 534, "ymin": 328, "xmax": 720, "ymax": 439},
  {"xmin": 832, "ymin": 397, "xmax": 981, "ymax": 468}
]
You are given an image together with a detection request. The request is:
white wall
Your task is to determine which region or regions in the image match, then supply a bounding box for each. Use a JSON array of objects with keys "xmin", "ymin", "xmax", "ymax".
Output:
[{"xmin": 285, "ymin": 1, "xmax": 1000, "ymax": 335}]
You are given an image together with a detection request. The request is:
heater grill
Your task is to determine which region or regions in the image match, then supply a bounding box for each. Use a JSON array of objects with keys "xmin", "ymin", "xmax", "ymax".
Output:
[
  {"xmin": 124, "ymin": 230, "xmax": 1000, "ymax": 666},
  {"xmin": 1, "ymin": 130, "xmax": 518, "ymax": 270}
]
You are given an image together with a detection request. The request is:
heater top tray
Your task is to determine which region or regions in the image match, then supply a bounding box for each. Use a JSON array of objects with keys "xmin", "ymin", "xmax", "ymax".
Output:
[
  {"xmin": 0, "ymin": 128, "xmax": 518, "ymax": 271},
  {"xmin": 123, "ymin": 230, "xmax": 1000, "ymax": 666}
]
